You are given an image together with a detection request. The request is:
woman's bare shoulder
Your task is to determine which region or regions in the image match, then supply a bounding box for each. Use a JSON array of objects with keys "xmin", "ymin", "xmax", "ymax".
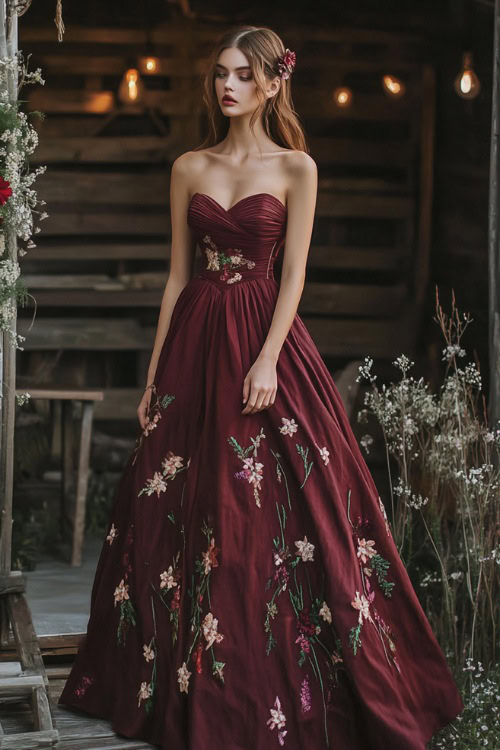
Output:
[{"xmin": 171, "ymin": 149, "xmax": 211, "ymax": 180}]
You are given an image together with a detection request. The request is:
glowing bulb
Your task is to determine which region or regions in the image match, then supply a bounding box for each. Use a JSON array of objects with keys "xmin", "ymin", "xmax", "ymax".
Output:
[
  {"xmin": 333, "ymin": 87, "xmax": 352, "ymax": 108},
  {"xmin": 382, "ymin": 74, "xmax": 405, "ymax": 98},
  {"xmin": 118, "ymin": 67, "xmax": 145, "ymax": 104},
  {"xmin": 454, "ymin": 52, "xmax": 481, "ymax": 100},
  {"xmin": 145, "ymin": 57, "xmax": 158, "ymax": 73}
]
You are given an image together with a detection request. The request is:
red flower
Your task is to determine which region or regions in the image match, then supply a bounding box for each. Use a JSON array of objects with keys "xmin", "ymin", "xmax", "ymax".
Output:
[{"xmin": 0, "ymin": 177, "xmax": 12, "ymax": 205}]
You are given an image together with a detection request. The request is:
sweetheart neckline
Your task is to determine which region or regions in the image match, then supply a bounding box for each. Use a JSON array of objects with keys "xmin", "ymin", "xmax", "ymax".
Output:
[{"xmin": 189, "ymin": 191, "xmax": 287, "ymax": 215}]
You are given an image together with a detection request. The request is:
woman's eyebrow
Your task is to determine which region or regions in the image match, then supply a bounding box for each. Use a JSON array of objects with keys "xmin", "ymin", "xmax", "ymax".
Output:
[{"xmin": 215, "ymin": 63, "xmax": 251, "ymax": 71}]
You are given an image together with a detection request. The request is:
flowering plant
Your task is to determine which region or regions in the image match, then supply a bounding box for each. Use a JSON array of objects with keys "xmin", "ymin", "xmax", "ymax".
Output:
[
  {"xmin": 0, "ymin": 51, "xmax": 47, "ymax": 362},
  {"xmin": 356, "ymin": 289, "xmax": 499, "ymax": 675}
]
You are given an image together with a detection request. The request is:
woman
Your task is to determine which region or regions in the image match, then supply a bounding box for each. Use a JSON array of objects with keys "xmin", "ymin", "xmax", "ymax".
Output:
[{"xmin": 58, "ymin": 25, "xmax": 463, "ymax": 750}]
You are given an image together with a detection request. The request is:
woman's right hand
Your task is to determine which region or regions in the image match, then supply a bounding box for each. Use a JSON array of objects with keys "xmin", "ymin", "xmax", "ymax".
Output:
[{"xmin": 137, "ymin": 384, "xmax": 154, "ymax": 430}]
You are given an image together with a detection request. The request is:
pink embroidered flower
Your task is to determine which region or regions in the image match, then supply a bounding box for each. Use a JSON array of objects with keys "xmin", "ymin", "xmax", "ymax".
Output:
[
  {"xmin": 357, "ymin": 538, "xmax": 377, "ymax": 564},
  {"xmin": 202, "ymin": 612, "xmax": 224, "ymax": 649},
  {"xmin": 267, "ymin": 695, "xmax": 287, "ymax": 745},
  {"xmin": 297, "ymin": 608, "xmax": 316, "ymax": 636},
  {"xmin": 351, "ymin": 591, "xmax": 372, "ymax": 623},
  {"xmin": 295, "ymin": 633, "xmax": 311, "ymax": 653},
  {"xmin": 106, "ymin": 523, "xmax": 118, "ymax": 544},
  {"xmin": 160, "ymin": 566, "xmax": 178, "ymax": 590},
  {"xmin": 161, "ymin": 451, "xmax": 184, "ymax": 476},
  {"xmin": 171, "ymin": 586, "xmax": 181, "ymax": 609},
  {"xmin": 277, "ymin": 48, "xmax": 296, "ymax": 80},
  {"xmin": 273, "ymin": 564, "xmax": 290, "ymax": 591},
  {"xmin": 141, "ymin": 471, "xmax": 167, "ymax": 497},
  {"xmin": 300, "ymin": 674, "xmax": 312, "ymax": 712},
  {"xmin": 113, "ymin": 579, "xmax": 129, "ymax": 606},
  {"xmin": 74, "ymin": 675, "xmax": 93, "ymax": 697},
  {"xmin": 279, "ymin": 417, "xmax": 298, "ymax": 436},
  {"xmin": 137, "ymin": 680, "xmax": 152, "ymax": 707},
  {"xmin": 143, "ymin": 644, "xmax": 154, "ymax": 662},
  {"xmin": 295, "ymin": 535, "xmax": 315, "ymax": 562},
  {"xmin": 202, "ymin": 537, "xmax": 220, "ymax": 574}
]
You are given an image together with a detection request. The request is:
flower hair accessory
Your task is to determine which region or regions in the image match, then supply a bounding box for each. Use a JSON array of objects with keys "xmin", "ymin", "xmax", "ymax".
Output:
[{"xmin": 277, "ymin": 48, "xmax": 296, "ymax": 80}]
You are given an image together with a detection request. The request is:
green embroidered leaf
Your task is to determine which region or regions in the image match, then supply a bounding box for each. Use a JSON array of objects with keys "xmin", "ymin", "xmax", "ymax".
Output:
[
  {"xmin": 348, "ymin": 623, "xmax": 362, "ymax": 655},
  {"xmin": 266, "ymin": 632, "xmax": 278, "ymax": 655},
  {"xmin": 167, "ymin": 512, "xmax": 175, "ymax": 524},
  {"xmin": 160, "ymin": 394, "xmax": 175, "ymax": 408},
  {"xmin": 370, "ymin": 554, "xmax": 395, "ymax": 597}
]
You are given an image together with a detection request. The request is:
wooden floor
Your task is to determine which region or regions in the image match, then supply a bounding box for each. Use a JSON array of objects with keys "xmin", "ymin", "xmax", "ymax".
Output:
[{"xmin": 0, "ymin": 663, "xmax": 157, "ymax": 749}]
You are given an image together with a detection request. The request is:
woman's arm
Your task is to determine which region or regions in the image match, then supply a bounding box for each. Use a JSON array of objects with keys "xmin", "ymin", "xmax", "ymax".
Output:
[
  {"xmin": 137, "ymin": 153, "xmax": 197, "ymax": 428},
  {"xmin": 242, "ymin": 151, "xmax": 317, "ymax": 415}
]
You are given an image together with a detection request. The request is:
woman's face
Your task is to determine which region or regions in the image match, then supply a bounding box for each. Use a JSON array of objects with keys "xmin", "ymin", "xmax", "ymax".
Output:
[{"xmin": 214, "ymin": 46, "xmax": 279, "ymax": 116}]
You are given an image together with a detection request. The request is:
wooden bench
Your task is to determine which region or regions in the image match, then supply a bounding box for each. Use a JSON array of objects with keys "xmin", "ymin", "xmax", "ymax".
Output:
[{"xmin": 15, "ymin": 387, "xmax": 104, "ymax": 567}]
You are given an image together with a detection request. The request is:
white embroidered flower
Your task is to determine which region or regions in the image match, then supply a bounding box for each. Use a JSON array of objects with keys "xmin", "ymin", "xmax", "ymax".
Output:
[
  {"xmin": 142, "ymin": 471, "xmax": 167, "ymax": 497},
  {"xmin": 274, "ymin": 551, "xmax": 284, "ymax": 566},
  {"xmin": 378, "ymin": 495, "xmax": 391, "ymax": 536},
  {"xmin": 161, "ymin": 451, "xmax": 183, "ymax": 476},
  {"xmin": 106, "ymin": 523, "xmax": 118, "ymax": 545},
  {"xmin": 279, "ymin": 417, "xmax": 298, "ymax": 436},
  {"xmin": 202, "ymin": 612, "xmax": 224, "ymax": 650},
  {"xmin": 295, "ymin": 535, "xmax": 315, "ymax": 562},
  {"xmin": 202, "ymin": 537, "xmax": 219, "ymax": 575},
  {"xmin": 113, "ymin": 579, "xmax": 129, "ymax": 606},
  {"xmin": 137, "ymin": 680, "xmax": 152, "ymax": 707},
  {"xmin": 318, "ymin": 445, "xmax": 330, "ymax": 465},
  {"xmin": 205, "ymin": 248, "xmax": 220, "ymax": 271},
  {"xmin": 160, "ymin": 566, "xmax": 177, "ymax": 590},
  {"xmin": 226, "ymin": 272, "xmax": 243, "ymax": 284},
  {"xmin": 267, "ymin": 695, "xmax": 287, "ymax": 741},
  {"xmin": 242, "ymin": 456, "xmax": 264, "ymax": 488},
  {"xmin": 177, "ymin": 661, "xmax": 191, "ymax": 693},
  {"xmin": 357, "ymin": 538, "xmax": 377, "ymax": 564},
  {"xmin": 319, "ymin": 601, "xmax": 332, "ymax": 623},
  {"xmin": 143, "ymin": 644, "xmax": 155, "ymax": 662},
  {"xmin": 351, "ymin": 591, "xmax": 371, "ymax": 623}
]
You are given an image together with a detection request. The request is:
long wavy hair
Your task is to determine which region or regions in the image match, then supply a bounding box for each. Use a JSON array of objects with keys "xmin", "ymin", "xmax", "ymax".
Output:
[{"xmin": 194, "ymin": 25, "xmax": 308, "ymax": 153}]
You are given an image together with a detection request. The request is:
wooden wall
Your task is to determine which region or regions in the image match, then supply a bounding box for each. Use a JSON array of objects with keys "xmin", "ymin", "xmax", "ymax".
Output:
[{"xmin": 16, "ymin": 20, "xmax": 437, "ymax": 422}]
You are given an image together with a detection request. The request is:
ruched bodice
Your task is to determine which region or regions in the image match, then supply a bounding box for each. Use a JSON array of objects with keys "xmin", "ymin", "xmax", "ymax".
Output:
[{"xmin": 187, "ymin": 191, "xmax": 287, "ymax": 286}]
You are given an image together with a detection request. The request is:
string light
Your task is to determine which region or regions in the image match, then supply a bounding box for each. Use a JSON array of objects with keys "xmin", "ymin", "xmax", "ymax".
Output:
[
  {"xmin": 454, "ymin": 52, "xmax": 481, "ymax": 99},
  {"xmin": 382, "ymin": 74, "xmax": 405, "ymax": 98},
  {"xmin": 333, "ymin": 86, "xmax": 353, "ymax": 108},
  {"xmin": 118, "ymin": 68, "xmax": 145, "ymax": 104}
]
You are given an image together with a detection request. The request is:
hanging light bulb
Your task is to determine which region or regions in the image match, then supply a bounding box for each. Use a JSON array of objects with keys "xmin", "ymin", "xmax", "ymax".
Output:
[
  {"xmin": 382, "ymin": 74, "xmax": 405, "ymax": 98},
  {"xmin": 140, "ymin": 56, "xmax": 160, "ymax": 74},
  {"xmin": 454, "ymin": 52, "xmax": 481, "ymax": 99},
  {"xmin": 118, "ymin": 68, "xmax": 145, "ymax": 104},
  {"xmin": 333, "ymin": 86, "xmax": 353, "ymax": 108}
]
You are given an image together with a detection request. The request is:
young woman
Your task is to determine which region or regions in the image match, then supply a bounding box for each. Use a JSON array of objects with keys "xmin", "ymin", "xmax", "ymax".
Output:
[{"xmin": 58, "ymin": 25, "xmax": 463, "ymax": 750}]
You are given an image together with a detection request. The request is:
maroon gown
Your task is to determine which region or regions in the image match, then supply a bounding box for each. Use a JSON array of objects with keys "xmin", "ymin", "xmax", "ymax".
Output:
[{"xmin": 58, "ymin": 191, "xmax": 463, "ymax": 749}]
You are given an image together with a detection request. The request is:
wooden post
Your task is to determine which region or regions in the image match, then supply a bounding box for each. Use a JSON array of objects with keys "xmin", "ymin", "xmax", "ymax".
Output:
[
  {"xmin": 0, "ymin": 0, "xmax": 18, "ymax": 578},
  {"xmin": 488, "ymin": 0, "xmax": 500, "ymax": 433}
]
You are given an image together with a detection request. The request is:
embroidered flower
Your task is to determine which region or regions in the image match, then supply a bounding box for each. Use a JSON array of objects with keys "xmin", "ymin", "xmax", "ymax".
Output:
[
  {"xmin": 351, "ymin": 591, "xmax": 371, "ymax": 623},
  {"xmin": 267, "ymin": 695, "xmax": 287, "ymax": 744},
  {"xmin": 141, "ymin": 471, "xmax": 167, "ymax": 498},
  {"xmin": 202, "ymin": 235, "xmax": 255, "ymax": 284},
  {"xmin": 279, "ymin": 417, "xmax": 298, "ymax": 436},
  {"xmin": 300, "ymin": 674, "xmax": 312, "ymax": 713},
  {"xmin": 177, "ymin": 661, "xmax": 192, "ymax": 693},
  {"xmin": 357, "ymin": 538, "xmax": 377, "ymax": 564},
  {"xmin": 314, "ymin": 442, "xmax": 330, "ymax": 465},
  {"xmin": 277, "ymin": 48, "xmax": 296, "ymax": 80},
  {"xmin": 74, "ymin": 674, "xmax": 93, "ymax": 697},
  {"xmin": 106, "ymin": 523, "xmax": 118, "ymax": 545},
  {"xmin": 202, "ymin": 612, "xmax": 224, "ymax": 650},
  {"xmin": 137, "ymin": 680, "xmax": 152, "ymax": 707},
  {"xmin": 143, "ymin": 644, "xmax": 155, "ymax": 662},
  {"xmin": 378, "ymin": 495, "xmax": 392, "ymax": 536},
  {"xmin": 113, "ymin": 579, "xmax": 129, "ymax": 606},
  {"xmin": 319, "ymin": 601, "xmax": 332, "ymax": 623},
  {"xmin": 295, "ymin": 535, "xmax": 315, "ymax": 562},
  {"xmin": 160, "ymin": 565, "xmax": 178, "ymax": 590},
  {"xmin": 162, "ymin": 451, "xmax": 184, "ymax": 476},
  {"xmin": 202, "ymin": 537, "xmax": 220, "ymax": 574}
]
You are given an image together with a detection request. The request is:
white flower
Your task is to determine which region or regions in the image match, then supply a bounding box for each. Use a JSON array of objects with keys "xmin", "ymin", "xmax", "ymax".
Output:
[
  {"xmin": 142, "ymin": 471, "xmax": 167, "ymax": 497},
  {"xmin": 160, "ymin": 566, "xmax": 177, "ymax": 590},
  {"xmin": 351, "ymin": 591, "xmax": 371, "ymax": 623},
  {"xmin": 113, "ymin": 579, "xmax": 129, "ymax": 605},
  {"xmin": 319, "ymin": 601, "xmax": 332, "ymax": 623},
  {"xmin": 356, "ymin": 538, "xmax": 377, "ymax": 564},
  {"xmin": 161, "ymin": 451, "xmax": 183, "ymax": 475},
  {"xmin": 202, "ymin": 612, "xmax": 224, "ymax": 650},
  {"xmin": 177, "ymin": 662, "xmax": 191, "ymax": 693},
  {"xmin": 106, "ymin": 523, "xmax": 118, "ymax": 545},
  {"xmin": 143, "ymin": 644, "xmax": 155, "ymax": 662},
  {"xmin": 267, "ymin": 694, "xmax": 287, "ymax": 731},
  {"xmin": 137, "ymin": 681, "xmax": 152, "ymax": 707},
  {"xmin": 279, "ymin": 417, "xmax": 298, "ymax": 436},
  {"xmin": 295, "ymin": 535, "xmax": 315, "ymax": 562}
]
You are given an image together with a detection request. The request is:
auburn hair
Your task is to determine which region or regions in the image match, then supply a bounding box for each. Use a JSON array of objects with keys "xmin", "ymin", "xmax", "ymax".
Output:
[{"xmin": 194, "ymin": 25, "xmax": 308, "ymax": 153}]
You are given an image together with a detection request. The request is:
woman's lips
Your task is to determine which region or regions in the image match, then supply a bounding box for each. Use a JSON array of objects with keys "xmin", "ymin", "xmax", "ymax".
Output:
[{"xmin": 222, "ymin": 96, "xmax": 237, "ymax": 105}]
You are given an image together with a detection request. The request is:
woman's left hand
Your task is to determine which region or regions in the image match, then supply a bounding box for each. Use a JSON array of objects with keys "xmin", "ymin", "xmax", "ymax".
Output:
[{"xmin": 241, "ymin": 353, "xmax": 277, "ymax": 415}]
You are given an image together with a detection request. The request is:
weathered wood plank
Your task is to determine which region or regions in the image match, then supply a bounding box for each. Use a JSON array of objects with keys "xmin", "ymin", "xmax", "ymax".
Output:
[
  {"xmin": 23, "ymin": 243, "xmax": 168, "ymax": 261},
  {"xmin": 298, "ymin": 282, "xmax": 407, "ymax": 316},
  {"xmin": 14, "ymin": 388, "xmax": 104, "ymax": 402},
  {"xmin": 16, "ymin": 318, "xmax": 151, "ymax": 351},
  {"xmin": 0, "ymin": 729, "xmax": 59, "ymax": 748},
  {"xmin": 30, "ymin": 136, "xmax": 177, "ymax": 164},
  {"xmin": 38, "ymin": 211, "xmax": 168, "ymax": 236}
]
